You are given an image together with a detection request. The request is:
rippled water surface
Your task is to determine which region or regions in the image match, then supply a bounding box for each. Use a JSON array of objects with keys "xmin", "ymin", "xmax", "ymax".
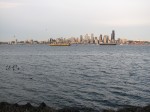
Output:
[{"xmin": 0, "ymin": 44, "xmax": 150, "ymax": 111}]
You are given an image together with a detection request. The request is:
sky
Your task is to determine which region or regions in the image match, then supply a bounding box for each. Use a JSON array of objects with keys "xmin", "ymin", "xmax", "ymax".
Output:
[{"xmin": 0, "ymin": 0, "xmax": 150, "ymax": 41}]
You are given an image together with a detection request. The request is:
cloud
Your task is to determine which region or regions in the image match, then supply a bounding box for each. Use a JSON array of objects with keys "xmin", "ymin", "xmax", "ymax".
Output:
[
  {"xmin": 0, "ymin": 2, "xmax": 20, "ymax": 9},
  {"xmin": 93, "ymin": 19, "xmax": 150, "ymax": 27}
]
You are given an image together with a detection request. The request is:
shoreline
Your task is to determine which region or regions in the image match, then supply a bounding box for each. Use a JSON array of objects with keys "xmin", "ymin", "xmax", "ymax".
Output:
[{"xmin": 0, "ymin": 102, "xmax": 149, "ymax": 112}]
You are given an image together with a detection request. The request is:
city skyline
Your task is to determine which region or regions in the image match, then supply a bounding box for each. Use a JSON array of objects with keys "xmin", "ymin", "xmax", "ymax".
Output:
[
  {"xmin": 0, "ymin": 0, "xmax": 150, "ymax": 41},
  {"xmin": 2, "ymin": 30, "xmax": 118, "ymax": 42},
  {"xmin": 1, "ymin": 30, "xmax": 149, "ymax": 45},
  {"xmin": 0, "ymin": 31, "xmax": 149, "ymax": 43}
]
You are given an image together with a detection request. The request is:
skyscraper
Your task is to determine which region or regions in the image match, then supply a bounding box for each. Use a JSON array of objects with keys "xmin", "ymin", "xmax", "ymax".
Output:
[
  {"xmin": 111, "ymin": 30, "xmax": 115, "ymax": 41},
  {"xmin": 99, "ymin": 34, "xmax": 103, "ymax": 43},
  {"xmin": 80, "ymin": 35, "xmax": 83, "ymax": 43},
  {"xmin": 91, "ymin": 33, "xmax": 94, "ymax": 39},
  {"xmin": 91, "ymin": 33, "xmax": 94, "ymax": 43},
  {"xmin": 103, "ymin": 35, "xmax": 109, "ymax": 43}
]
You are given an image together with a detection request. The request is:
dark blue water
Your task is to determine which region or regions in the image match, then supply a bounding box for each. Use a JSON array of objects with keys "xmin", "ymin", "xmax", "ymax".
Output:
[{"xmin": 0, "ymin": 44, "xmax": 150, "ymax": 111}]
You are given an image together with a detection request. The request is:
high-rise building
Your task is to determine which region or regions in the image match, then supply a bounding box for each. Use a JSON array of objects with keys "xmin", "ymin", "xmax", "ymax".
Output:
[
  {"xmin": 30, "ymin": 39, "xmax": 33, "ymax": 44},
  {"xmin": 15, "ymin": 39, "xmax": 18, "ymax": 44},
  {"xmin": 99, "ymin": 34, "xmax": 103, "ymax": 43},
  {"xmin": 84, "ymin": 34, "xmax": 88, "ymax": 41},
  {"xmin": 91, "ymin": 33, "xmax": 94, "ymax": 43},
  {"xmin": 103, "ymin": 35, "xmax": 109, "ymax": 43},
  {"xmin": 103, "ymin": 35, "xmax": 107, "ymax": 43},
  {"xmin": 80, "ymin": 35, "xmax": 83, "ymax": 43},
  {"xmin": 111, "ymin": 30, "xmax": 115, "ymax": 41},
  {"xmin": 91, "ymin": 33, "xmax": 94, "ymax": 38},
  {"xmin": 95, "ymin": 37, "xmax": 99, "ymax": 44}
]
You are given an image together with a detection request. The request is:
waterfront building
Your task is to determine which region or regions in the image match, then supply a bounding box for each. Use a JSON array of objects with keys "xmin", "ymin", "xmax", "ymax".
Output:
[
  {"xmin": 111, "ymin": 30, "xmax": 115, "ymax": 42},
  {"xmin": 117, "ymin": 38, "xmax": 128, "ymax": 44},
  {"xmin": 99, "ymin": 34, "xmax": 103, "ymax": 43},
  {"xmin": 90, "ymin": 33, "xmax": 94, "ymax": 44},
  {"xmin": 69, "ymin": 37, "xmax": 79, "ymax": 44},
  {"xmin": 95, "ymin": 37, "xmax": 99, "ymax": 44},
  {"xmin": 91, "ymin": 33, "xmax": 94, "ymax": 38},
  {"xmin": 95, "ymin": 37, "xmax": 97, "ymax": 40},
  {"xmin": 103, "ymin": 36, "xmax": 106, "ymax": 43},
  {"xmin": 84, "ymin": 34, "xmax": 90, "ymax": 43},
  {"xmin": 85, "ymin": 34, "xmax": 88, "ymax": 40},
  {"xmin": 121, "ymin": 38, "xmax": 127, "ymax": 44},
  {"xmin": 80, "ymin": 35, "xmax": 83, "ymax": 43},
  {"xmin": 76, "ymin": 37, "xmax": 80, "ymax": 43},
  {"xmin": 108, "ymin": 37, "xmax": 111, "ymax": 43},
  {"xmin": 103, "ymin": 35, "xmax": 109, "ymax": 43},
  {"xmin": 50, "ymin": 38, "xmax": 53, "ymax": 44},
  {"xmin": 30, "ymin": 39, "xmax": 33, "ymax": 44},
  {"xmin": 15, "ymin": 39, "xmax": 18, "ymax": 44}
]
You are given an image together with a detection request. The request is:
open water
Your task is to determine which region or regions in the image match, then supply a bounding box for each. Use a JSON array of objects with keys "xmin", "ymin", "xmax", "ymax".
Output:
[{"xmin": 0, "ymin": 44, "xmax": 150, "ymax": 111}]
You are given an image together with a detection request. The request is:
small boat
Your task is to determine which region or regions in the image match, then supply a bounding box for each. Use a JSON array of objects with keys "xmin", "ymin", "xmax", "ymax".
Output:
[
  {"xmin": 99, "ymin": 43, "xmax": 117, "ymax": 45},
  {"xmin": 49, "ymin": 43, "xmax": 71, "ymax": 46}
]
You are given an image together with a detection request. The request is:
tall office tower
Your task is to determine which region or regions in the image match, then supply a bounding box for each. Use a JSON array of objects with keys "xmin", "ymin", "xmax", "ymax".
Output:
[
  {"xmin": 77, "ymin": 37, "xmax": 80, "ymax": 43},
  {"xmin": 88, "ymin": 36, "xmax": 90, "ymax": 41},
  {"xmin": 95, "ymin": 37, "xmax": 97, "ymax": 40},
  {"xmin": 91, "ymin": 33, "xmax": 94, "ymax": 43},
  {"xmin": 103, "ymin": 35, "xmax": 107, "ymax": 43},
  {"xmin": 15, "ymin": 39, "xmax": 18, "ymax": 44},
  {"xmin": 49, "ymin": 38, "xmax": 51, "ymax": 43},
  {"xmin": 80, "ymin": 35, "xmax": 83, "ymax": 43},
  {"xmin": 103, "ymin": 35, "xmax": 109, "ymax": 43},
  {"xmin": 99, "ymin": 34, "xmax": 103, "ymax": 43},
  {"xmin": 107, "ymin": 36, "xmax": 110, "ymax": 43},
  {"xmin": 91, "ymin": 33, "xmax": 94, "ymax": 38},
  {"xmin": 30, "ymin": 39, "xmax": 33, "ymax": 44},
  {"xmin": 111, "ymin": 30, "xmax": 115, "ymax": 41},
  {"xmin": 95, "ymin": 37, "xmax": 99, "ymax": 44},
  {"xmin": 85, "ymin": 34, "xmax": 88, "ymax": 40},
  {"xmin": 63, "ymin": 38, "xmax": 66, "ymax": 43}
]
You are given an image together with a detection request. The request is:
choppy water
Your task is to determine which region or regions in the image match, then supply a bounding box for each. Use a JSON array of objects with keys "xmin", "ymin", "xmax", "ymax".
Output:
[{"xmin": 0, "ymin": 44, "xmax": 150, "ymax": 111}]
